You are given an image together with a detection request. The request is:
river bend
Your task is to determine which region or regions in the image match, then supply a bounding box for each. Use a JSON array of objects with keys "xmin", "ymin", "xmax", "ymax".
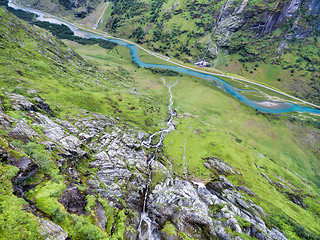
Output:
[{"xmin": 8, "ymin": 1, "xmax": 320, "ymax": 115}]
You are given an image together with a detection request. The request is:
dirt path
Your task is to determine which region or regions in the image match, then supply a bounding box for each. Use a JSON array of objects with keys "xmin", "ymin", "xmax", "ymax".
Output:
[{"xmin": 93, "ymin": 1, "xmax": 109, "ymax": 29}]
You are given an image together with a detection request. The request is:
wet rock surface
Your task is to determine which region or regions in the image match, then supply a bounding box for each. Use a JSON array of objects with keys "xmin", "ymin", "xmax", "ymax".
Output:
[{"xmin": 213, "ymin": 0, "xmax": 320, "ymax": 46}]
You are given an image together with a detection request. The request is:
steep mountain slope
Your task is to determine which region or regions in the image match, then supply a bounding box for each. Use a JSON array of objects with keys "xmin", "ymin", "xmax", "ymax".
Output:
[{"xmin": 1, "ymin": 6, "xmax": 320, "ymax": 240}]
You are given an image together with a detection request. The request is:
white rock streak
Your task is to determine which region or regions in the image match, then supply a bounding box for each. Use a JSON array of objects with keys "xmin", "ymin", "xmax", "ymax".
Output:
[{"xmin": 138, "ymin": 78, "xmax": 178, "ymax": 240}]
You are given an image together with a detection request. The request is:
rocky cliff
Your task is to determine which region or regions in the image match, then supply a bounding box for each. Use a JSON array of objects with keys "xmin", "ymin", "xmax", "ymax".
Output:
[
  {"xmin": 0, "ymin": 92, "xmax": 289, "ymax": 239},
  {"xmin": 18, "ymin": 0, "xmax": 101, "ymax": 18}
]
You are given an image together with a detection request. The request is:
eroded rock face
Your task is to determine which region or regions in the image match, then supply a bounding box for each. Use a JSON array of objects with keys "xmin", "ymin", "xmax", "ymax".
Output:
[
  {"xmin": 89, "ymin": 129, "xmax": 151, "ymax": 212},
  {"xmin": 8, "ymin": 119, "xmax": 40, "ymax": 143},
  {"xmin": 150, "ymin": 178, "xmax": 217, "ymax": 239},
  {"xmin": 18, "ymin": 109, "xmax": 286, "ymax": 239},
  {"xmin": 0, "ymin": 110, "xmax": 13, "ymax": 130},
  {"xmin": 27, "ymin": 111, "xmax": 152, "ymax": 220},
  {"xmin": 0, "ymin": 95, "xmax": 289, "ymax": 240},
  {"xmin": 203, "ymin": 157, "xmax": 239, "ymax": 176},
  {"xmin": 212, "ymin": 0, "xmax": 320, "ymax": 47},
  {"xmin": 206, "ymin": 176, "xmax": 235, "ymax": 193},
  {"xmin": 33, "ymin": 97, "xmax": 53, "ymax": 116}
]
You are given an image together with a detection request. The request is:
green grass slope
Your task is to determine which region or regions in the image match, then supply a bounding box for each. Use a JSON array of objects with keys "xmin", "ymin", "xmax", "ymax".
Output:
[{"xmin": 0, "ymin": 5, "xmax": 320, "ymax": 239}]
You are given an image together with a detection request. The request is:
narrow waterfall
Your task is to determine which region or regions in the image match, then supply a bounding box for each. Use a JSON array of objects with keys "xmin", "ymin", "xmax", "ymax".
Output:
[{"xmin": 137, "ymin": 78, "xmax": 178, "ymax": 240}]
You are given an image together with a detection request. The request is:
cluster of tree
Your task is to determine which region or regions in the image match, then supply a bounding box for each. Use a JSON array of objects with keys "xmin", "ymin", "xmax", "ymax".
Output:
[
  {"xmin": 38, "ymin": 21, "xmax": 117, "ymax": 50},
  {"xmin": 5, "ymin": 6, "xmax": 36, "ymax": 21},
  {"xmin": 4, "ymin": 5, "xmax": 117, "ymax": 50},
  {"xmin": 59, "ymin": 0, "xmax": 73, "ymax": 10},
  {"xmin": 111, "ymin": 0, "xmax": 145, "ymax": 17},
  {"xmin": 149, "ymin": 68, "xmax": 181, "ymax": 76},
  {"xmin": 130, "ymin": 26, "xmax": 144, "ymax": 42}
]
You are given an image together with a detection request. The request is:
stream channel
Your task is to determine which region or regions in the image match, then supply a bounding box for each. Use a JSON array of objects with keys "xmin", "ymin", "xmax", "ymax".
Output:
[
  {"xmin": 137, "ymin": 78, "xmax": 177, "ymax": 240},
  {"xmin": 8, "ymin": 0, "xmax": 320, "ymax": 115}
]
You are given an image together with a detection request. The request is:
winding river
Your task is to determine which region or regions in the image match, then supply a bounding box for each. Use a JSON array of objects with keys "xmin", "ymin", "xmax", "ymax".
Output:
[{"xmin": 8, "ymin": 1, "xmax": 320, "ymax": 115}]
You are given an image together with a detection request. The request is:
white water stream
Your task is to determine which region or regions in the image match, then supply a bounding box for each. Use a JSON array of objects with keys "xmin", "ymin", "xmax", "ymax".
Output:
[{"xmin": 137, "ymin": 78, "xmax": 178, "ymax": 240}]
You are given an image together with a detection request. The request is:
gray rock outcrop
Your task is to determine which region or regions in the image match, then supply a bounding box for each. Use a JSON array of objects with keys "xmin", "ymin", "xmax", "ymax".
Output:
[
  {"xmin": 39, "ymin": 219, "xmax": 68, "ymax": 240},
  {"xmin": 8, "ymin": 119, "xmax": 40, "ymax": 143},
  {"xmin": 5, "ymin": 92, "xmax": 37, "ymax": 112},
  {"xmin": 0, "ymin": 95, "xmax": 289, "ymax": 240}
]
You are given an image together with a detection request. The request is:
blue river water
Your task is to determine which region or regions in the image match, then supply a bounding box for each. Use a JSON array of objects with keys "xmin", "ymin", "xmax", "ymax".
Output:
[{"xmin": 8, "ymin": 1, "xmax": 320, "ymax": 115}]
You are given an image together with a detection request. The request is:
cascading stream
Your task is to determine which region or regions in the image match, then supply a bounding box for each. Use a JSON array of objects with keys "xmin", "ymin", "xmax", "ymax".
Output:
[{"xmin": 137, "ymin": 78, "xmax": 178, "ymax": 240}]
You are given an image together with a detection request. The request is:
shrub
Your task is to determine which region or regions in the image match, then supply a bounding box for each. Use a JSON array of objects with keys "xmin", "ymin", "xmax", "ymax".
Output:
[
  {"xmin": 52, "ymin": 208, "xmax": 66, "ymax": 223},
  {"xmin": 72, "ymin": 215, "xmax": 107, "ymax": 240},
  {"xmin": 13, "ymin": 141, "xmax": 58, "ymax": 176},
  {"xmin": 269, "ymin": 214, "xmax": 320, "ymax": 240},
  {"xmin": 24, "ymin": 142, "xmax": 55, "ymax": 173},
  {"xmin": 85, "ymin": 195, "xmax": 97, "ymax": 216}
]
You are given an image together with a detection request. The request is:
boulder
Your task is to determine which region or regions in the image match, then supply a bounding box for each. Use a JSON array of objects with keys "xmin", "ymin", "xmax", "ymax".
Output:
[
  {"xmin": 5, "ymin": 92, "xmax": 37, "ymax": 112},
  {"xmin": 203, "ymin": 157, "xmax": 238, "ymax": 176},
  {"xmin": 33, "ymin": 97, "xmax": 53, "ymax": 116},
  {"xmin": 39, "ymin": 219, "xmax": 68, "ymax": 240},
  {"xmin": 236, "ymin": 185, "xmax": 256, "ymax": 197},
  {"xmin": 206, "ymin": 176, "xmax": 234, "ymax": 193}
]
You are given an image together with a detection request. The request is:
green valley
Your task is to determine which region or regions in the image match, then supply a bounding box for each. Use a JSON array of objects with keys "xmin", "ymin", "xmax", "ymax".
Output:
[
  {"xmin": 25, "ymin": 0, "xmax": 319, "ymax": 105},
  {"xmin": 0, "ymin": 1, "xmax": 320, "ymax": 240}
]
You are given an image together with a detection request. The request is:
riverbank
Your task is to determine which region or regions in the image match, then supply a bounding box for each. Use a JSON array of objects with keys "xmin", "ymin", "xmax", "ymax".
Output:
[{"xmin": 7, "ymin": 0, "xmax": 320, "ymax": 112}]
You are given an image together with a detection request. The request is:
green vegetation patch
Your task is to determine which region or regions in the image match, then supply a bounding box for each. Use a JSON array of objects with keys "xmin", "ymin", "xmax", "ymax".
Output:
[{"xmin": 0, "ymin": 163, "xmax": 43, "ymax": 239}]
